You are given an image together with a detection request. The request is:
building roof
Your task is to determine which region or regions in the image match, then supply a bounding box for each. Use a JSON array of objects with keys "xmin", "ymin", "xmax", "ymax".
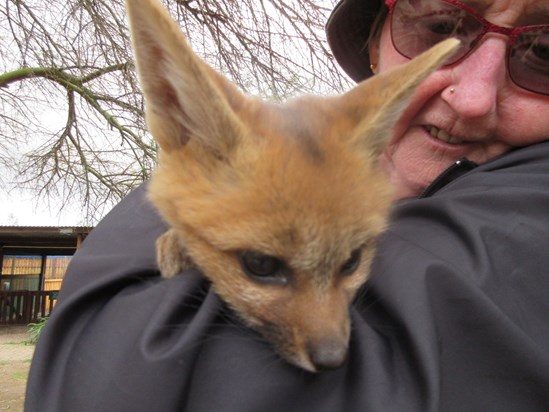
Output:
[{"xmin": 0, "ymin": 226, "xmax": 93, "ymax": 255}]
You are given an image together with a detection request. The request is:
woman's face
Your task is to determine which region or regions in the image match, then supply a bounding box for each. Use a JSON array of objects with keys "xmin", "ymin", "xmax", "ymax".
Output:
[{"xmin": 374, "ymin": 0, "xmax": 549, "ymax": 199}]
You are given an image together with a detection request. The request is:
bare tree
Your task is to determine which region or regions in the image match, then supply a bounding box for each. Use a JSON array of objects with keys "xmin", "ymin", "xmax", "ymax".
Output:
[{"xmin": 0, "ymin": 0, "xmax": 349, "ymax": 223}]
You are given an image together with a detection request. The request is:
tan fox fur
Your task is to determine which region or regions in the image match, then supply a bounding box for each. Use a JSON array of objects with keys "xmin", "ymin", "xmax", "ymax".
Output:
[{"xmin": 126, "ymin": 0, "xmax": 459, "ymax": 372}]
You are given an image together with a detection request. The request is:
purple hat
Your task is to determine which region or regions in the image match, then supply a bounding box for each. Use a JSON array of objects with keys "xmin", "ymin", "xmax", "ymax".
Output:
[{"xmin": 326, "ymin": 0, "xmax": 383, "ymax": 82}]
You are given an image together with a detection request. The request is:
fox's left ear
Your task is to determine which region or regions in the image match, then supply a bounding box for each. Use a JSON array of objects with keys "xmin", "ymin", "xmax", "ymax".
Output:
[{"xmin": 126, "ymin": 0, "xmax": 247, "ymax": 156}]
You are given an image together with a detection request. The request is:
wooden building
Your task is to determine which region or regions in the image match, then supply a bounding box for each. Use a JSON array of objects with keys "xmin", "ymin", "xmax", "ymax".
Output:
[{"xmin": 0, "ymin": 226, "xmax": 92, "ymax": 324}]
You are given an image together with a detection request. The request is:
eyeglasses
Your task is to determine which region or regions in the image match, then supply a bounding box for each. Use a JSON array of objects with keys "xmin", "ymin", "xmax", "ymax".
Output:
[{"xmin": 385, "ymin": 0, "xmax": 549, "ymax": 96}]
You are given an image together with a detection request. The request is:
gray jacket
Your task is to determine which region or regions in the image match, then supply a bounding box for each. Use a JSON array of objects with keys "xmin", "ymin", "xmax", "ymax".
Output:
[{"xmin": 26, "ymin": 142, "xmax": 549, "ymax": 411}]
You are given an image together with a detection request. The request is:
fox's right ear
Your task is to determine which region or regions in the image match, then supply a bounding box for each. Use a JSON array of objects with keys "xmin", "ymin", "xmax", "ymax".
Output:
[{"xmin": 126, "ymin": 0, "xmax": 247, "ymax": 156}]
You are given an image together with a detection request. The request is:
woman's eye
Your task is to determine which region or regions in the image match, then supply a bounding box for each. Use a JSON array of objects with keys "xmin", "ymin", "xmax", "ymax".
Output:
[
  {"xmin": 428, "ymin": 19, "xmax": 459, "ymax": 36},
  {"xmin": 339, "ymin": 249, "xmax": 362, "ymax": 276},
  {"xmin": 513, "ymin": 31, "xmax": 549, "ymax": 72},
  {"xmin": 532, "ymin": 42, "xmax": 549, "ymax": 63},
  {"xmin": 239, "ymin": 251, "xmax": 289, "ymax": 285}
]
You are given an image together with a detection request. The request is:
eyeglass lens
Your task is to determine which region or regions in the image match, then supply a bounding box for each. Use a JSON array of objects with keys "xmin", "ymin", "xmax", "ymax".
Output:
[{"xmin": 390, "ymin": 0, "xmax": 549, "ymax": 95}]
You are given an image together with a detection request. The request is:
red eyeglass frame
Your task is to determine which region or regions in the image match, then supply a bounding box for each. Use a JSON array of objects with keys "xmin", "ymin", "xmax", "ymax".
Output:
[{"xmin": 384, "ymin": 0, "xmax": 549, "ymax": 95}]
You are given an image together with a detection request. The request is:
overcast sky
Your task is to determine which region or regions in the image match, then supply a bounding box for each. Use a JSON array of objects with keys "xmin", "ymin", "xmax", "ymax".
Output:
[{"xmin": 0, "ymin": 187, "xmax": 89, "ymax": 226}]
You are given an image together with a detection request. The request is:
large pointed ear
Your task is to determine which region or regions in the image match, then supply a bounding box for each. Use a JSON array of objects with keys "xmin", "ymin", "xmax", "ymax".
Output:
[
  {"xmin": 126, "ymin": 0, "xmax": 247, "ymax": 156},
  {"xmin": 344, "ymin": 38, "xmax": 460, "ymax": 157}
]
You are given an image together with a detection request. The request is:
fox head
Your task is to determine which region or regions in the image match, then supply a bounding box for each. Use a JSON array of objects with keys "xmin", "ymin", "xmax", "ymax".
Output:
[{"xmin": 126, "ymin": 0, "xmax": 459, "ymax": 372}]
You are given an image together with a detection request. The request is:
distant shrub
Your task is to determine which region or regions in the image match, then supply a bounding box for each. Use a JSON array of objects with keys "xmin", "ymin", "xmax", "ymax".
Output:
[{"xmin": 27, "ymin": 317, "xmax": 48, "ymax": 345}]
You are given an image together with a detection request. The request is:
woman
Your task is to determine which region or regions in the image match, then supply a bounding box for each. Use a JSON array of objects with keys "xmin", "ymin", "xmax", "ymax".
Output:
[
  {"xmin": 26, "ymin": 0, "xmax": 549, "ymax": 411},
  {"xmin": 329, "ymin": 0, "xmax": 549, "ymax": 199}
]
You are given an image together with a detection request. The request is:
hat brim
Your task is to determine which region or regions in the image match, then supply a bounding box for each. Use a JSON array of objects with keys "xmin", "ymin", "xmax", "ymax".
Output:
[{"xmin": 326, "ymin": 0, "xmax": 383, "ymax": 82}]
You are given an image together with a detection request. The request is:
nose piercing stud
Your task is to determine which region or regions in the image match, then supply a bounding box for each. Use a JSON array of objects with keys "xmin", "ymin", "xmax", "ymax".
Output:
[{"xmin": 449, "ymin": 87, "xmax": 456, "ymax": 94}]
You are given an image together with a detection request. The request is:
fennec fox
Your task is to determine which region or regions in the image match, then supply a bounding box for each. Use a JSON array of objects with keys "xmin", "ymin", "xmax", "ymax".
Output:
[{"xmin": 126, "ymin": 0, "xmax": 458, "ymax": 372}]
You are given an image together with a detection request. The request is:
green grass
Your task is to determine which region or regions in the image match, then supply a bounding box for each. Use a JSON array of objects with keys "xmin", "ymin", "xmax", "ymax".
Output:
[
  {"xmin": 3, "ymin": 341, "xmax": 25, "ymax": 345},
  {"xmin": 11, "ymin": 370, "xmax": 29, "ymax": 381}
]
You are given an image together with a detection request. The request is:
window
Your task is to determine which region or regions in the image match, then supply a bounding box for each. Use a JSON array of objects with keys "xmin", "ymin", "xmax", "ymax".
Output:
[{"xmin": 1, "ymin": 255, "xmax": 72, "ymax": 291}]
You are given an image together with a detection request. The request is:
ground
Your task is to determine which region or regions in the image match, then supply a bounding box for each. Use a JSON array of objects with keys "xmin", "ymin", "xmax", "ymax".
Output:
[{"xmin": 0, "ymin": 326, "xmax": 34, "ymax": 412}]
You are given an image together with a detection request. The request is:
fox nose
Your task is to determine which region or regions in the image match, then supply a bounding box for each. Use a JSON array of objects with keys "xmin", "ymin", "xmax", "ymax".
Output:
[{"xmin": 308, "ymin": 339, "xmax": 348, "ymax": 371}]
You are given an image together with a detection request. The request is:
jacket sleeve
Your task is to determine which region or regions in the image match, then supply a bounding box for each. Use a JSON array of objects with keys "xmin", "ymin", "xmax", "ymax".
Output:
[
  {"xmin": 25, "ymin": 144, "xmax": 549, "ymax": 412},
  {"xmin": 361, "ymin": 143, "xmax": 549, "ymax": 411}
]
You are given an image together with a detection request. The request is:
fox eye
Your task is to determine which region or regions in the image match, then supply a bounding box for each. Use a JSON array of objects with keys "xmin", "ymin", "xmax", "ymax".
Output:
[
  {"xmin": 239, "ymin": 251, "xmax": 289, "ymax": 285},
  {"xmin": 339, "ymin": 249, "xmax": 362, "ymax": 276}
]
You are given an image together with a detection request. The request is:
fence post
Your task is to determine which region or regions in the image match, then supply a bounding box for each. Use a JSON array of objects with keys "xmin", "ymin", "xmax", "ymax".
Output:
[{"xmin": 23, "ymin": 291, "xmax": 32, "ymax": 324}]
